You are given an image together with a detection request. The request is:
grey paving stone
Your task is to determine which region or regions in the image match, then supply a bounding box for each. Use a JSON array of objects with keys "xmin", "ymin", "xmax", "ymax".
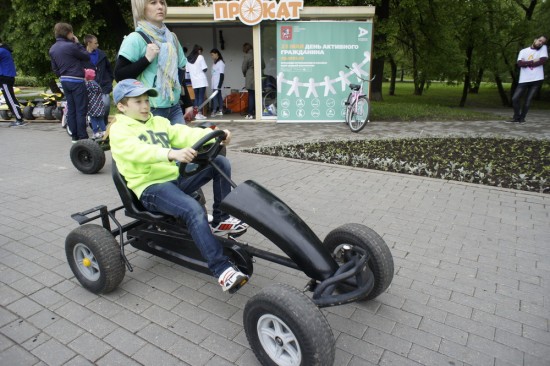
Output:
[
  {"xmin": 0, "ymin": 319, "xmax": 40, "ymax": 344},
  {"xmin": 31, "ymin": 338, "xmax": 76, "ymax": 366},
  {"xmin": 168, "ymin": 337, "xmax": 214, "ymax": 365},
  {"xmin": 0, "ymin": 345, "xmax": 39, "ymax": 366},
  {"xmin": 95, "ymin": 349, "xmax": 142, "ymax": 366},
  {"xmin": 68, "ymin": 332, "xmax": 111, "ymax": 363},
  {"xmin": 200, "ymin": 333, "xmax": 246, "ymax": 363},
  {"xmin": 336, "ymin": 333, "xmax": 384, "ymax": 364},
  {"xmin": 132, "ymin": 343, "xmax": 184, "ymax": 366}
]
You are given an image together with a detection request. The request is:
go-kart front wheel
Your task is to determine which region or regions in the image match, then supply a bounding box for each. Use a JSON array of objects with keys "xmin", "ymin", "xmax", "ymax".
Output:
[
  {"xmin": 244, "ymin": 284, "xmax": 335, "ymax": 366},
  {"xmin": 65, "ymin": 224, "xmax": 125, "ymax": 294},
  {"xmin": 324, "ymin": 223, "xmax": 394, "ymax": 301},
  {"xmin": 70, "ymin": 139, "xmax": 106, "ymax": 174}
]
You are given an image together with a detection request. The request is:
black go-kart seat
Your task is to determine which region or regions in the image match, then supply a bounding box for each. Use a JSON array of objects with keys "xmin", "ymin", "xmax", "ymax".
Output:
[{"xmin": 112, "ymin": 161, "xmax": 169, "ymax": 222}]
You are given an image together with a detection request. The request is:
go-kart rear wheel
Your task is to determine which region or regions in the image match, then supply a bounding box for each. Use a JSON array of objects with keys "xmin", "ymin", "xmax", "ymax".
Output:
[
  {"xmin": 0, "ymin": 110, "xmax": 12, "ymax": 120},
  {"xmin": 244, "ymin": 284, "xmax": 335, "ymax": 366},
  {"xmin": 44, "ymin": 105, "xmax": 55, "ymax": 120},
  {"xmin": 70, "ymin": 139, "xmax": 106, "ymax": 174},
  {"xmin": 65, "ymin": 224, "xmax": 125, "ymax": 294},
  {"xmin": 52, "ymin": 106, "xmax": 63, "ymax": 121},
  {"xmin": 323, "ymin": 223, "xmax": 393, "ymax": 301},
  {"xmin": 23, "ymin": 105, "xmax": 34, "ymax": 120}
]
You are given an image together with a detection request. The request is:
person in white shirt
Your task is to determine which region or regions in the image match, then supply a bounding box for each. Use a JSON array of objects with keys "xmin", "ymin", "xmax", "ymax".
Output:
[
  {"xmin": 210, "ymin": 48, "xmax": 225, "ymax": 117},
  {"xmin": 508, "ymin": 35, "xmax": 547, "ymax": 123},
  {"xmin": 186, "ymin": 44, "xmax": 208, "ymax": 120}
]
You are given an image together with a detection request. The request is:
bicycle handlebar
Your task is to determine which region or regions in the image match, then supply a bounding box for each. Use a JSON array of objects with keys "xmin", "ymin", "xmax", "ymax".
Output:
[{"xmin": 345, "ymin": 65, "xmax": 376, "ymax": 82}]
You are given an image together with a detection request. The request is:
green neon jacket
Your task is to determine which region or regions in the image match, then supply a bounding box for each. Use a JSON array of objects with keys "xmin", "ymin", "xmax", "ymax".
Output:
[{"xmin": 109, "ymin": 113, "xmax": 212, "ymax": 198}]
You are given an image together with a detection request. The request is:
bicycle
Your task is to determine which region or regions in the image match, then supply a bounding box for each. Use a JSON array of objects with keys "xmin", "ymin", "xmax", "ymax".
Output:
[{"xmin": 344, "ymin": 65, "xmax": 374, "ymax": 133}]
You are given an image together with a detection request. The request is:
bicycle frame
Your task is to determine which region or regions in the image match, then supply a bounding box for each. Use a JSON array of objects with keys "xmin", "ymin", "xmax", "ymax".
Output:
[{"xmin": 344, "ymin": 65, "xmax": 374, "ymax": 132}]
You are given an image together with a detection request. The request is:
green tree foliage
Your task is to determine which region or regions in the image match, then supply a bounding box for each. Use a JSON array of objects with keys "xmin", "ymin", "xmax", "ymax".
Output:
[{"xmin": 2, "ymin": 0, "xmax": 132, "ymax": 84}]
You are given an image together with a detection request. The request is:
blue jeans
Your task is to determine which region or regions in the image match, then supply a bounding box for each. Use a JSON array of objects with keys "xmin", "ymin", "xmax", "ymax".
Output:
[
  {"xmin": 61, "ymin": 81, "xmax": 88, "ymax": 140},
  {"xmin": 140, "ymin": 155, "xmax": 232, "ymax": 277},
  {"xmin": 89, "ymin": 116, "xmax": 106, "ymax": 133},
  {"xmin": 512, "ymin": 80, "xmax": 543, "ymax": 120},
  {"xmin": 151, "ymin": 104, "xmax": 185, "ymax": 125},
  {"xmin": 193, "ymin": 87, "xmax": 206, "ymax": 111},
  {"xmin": 211, "ymin": 89, "xmax": 224, "ymax": 113},
  {"xmin": 247, "ymin": 89, "xmax": 255, "ymax": 116}
]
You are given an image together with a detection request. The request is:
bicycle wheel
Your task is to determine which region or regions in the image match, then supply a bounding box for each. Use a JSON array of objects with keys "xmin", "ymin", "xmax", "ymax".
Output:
[
  {"xmin": 262, "ymin": 89, "xmax": 277, "ymax": 116},
  {"xmin": 347, "ymin": 95, "xmax": 369, "ymax": 133}
]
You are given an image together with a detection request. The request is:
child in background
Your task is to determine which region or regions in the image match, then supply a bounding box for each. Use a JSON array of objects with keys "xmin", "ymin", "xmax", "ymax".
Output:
[
  {"xmin": 84, "ymin": 68, "xmax": 106, "ymax": 138},
  {"xmin": 209, "ymin": 48, "xmax": 225, "ymax": 117}
]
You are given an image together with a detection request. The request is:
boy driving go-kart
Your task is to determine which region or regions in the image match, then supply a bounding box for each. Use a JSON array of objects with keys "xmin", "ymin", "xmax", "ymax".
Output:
[{"xmin": 109, "ymin": 79, "xmax": 249, "ymax": 292}]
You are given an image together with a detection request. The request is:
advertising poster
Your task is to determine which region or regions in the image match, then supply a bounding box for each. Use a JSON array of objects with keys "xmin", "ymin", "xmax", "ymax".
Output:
[{"xmin": 276, "ymin": 21, "xmax": 373, "ymax": 122}]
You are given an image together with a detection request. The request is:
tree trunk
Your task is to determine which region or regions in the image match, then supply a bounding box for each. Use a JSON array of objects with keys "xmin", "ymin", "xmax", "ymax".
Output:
[
  {"xmin": 494, "ymin": 74, "xmax": 509, "ymax": 106},
  {"xmin": 469, "ymin": 68, "xmax": 483, "ymax": 94},
  {"xmin": 460, "ymin": 45, "xmax": 474, "ymax": 107},
  {"xmin": 369, "ymin": 0, "xmax": 390, "ymax": 102},
  {"xmin": 389, "ymin": 55, "xmax": 397, "ymax": 96}
]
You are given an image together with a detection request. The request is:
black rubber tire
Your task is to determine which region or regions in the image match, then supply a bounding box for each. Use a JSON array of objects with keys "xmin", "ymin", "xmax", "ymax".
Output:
[
  {"xmin": 0, "ymin": 110, "xmax": 12, "ymax": 120},
  {"xmin": 323, "ymin": 223, "xmax": 393, "ymax": 301},
  {"xmin": 244, "ymin": 284, "xmax": 335, "ymax": 366},
  {"xmin": 22, "ymin": 105, "xmax": 35, "ymax": 120},
  {"xmin": 346, "ymin": 95, "xmax": 369, "ymax": 133},
  {"xmin": 70, "ymin": 139, "xmax": 106, "ymax": 174},
  {"xmin": 65, "ymin": 224, "xmax": 125, "ymax": 294},
  {"xmin": 52, "ymin": 106, "xmax": 63, "ymax": 121},
  {"xmin": 44, "ymin": 105, "xmax": 55, "ymax": 120}
]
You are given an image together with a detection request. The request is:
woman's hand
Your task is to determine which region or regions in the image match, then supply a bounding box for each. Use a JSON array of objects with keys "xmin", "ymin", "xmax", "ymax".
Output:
[
  {"xmin": 183, "ymin": 106, "xmax": 194, "ymax": 122},
  {"xmin": 168, "ymin": 147, "xmax": 196, "ymax": 163},
  {"xmin": 145, "ymin": 43, "xmax": 160, "ymax": 62}
]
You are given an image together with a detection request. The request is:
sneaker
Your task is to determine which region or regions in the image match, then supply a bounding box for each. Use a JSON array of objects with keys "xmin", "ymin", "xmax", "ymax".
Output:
[
  {"xmin": 216, "ymin": 111, "xmax": 223, "ymax": 116},
  {"xmin": 9, "ymin": 120, "xmax": 27, "ymax": 127},
  {"xmin": 518, "ymin": 118, "xmax": 526, "ymax": 124},
  {"xmin": 504, "ymin": 119, "xmax": 519, "ymax": 124},
  {"xmin": 210, "ymin": 112, "xmax": 218, "ymax": 118},
  {"xmin": 210, "ymin": 216, "xmax": 248, "ymax": 236},
  {"xmin": 245, "ymin": 114, "xmax": 254, "ymax": 120},
  {"xmin": 195, "ymin": 113, "xmax": 207, "ymax": 120},
  {"xmin": 218, "ymin": 267, "xmax": 249, "ymax": 292},
  {"xmin": 93, "ymin": 132, "xmax": 102, "ymax": 139}
]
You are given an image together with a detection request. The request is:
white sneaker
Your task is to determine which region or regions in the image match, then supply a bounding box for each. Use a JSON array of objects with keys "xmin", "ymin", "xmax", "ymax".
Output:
[
  {"xmin": 93, "ymin": 132, "xmax": 102, "ymax": 139},
  {"xmin": 195, "ymin": 113, "xmax": 207, "ymax": 120},
  {"xmin": 218, "ymin": 267, "xmax": 249, "ymax": 292},
  {"xmin": 210, "ymin": 216, "xmax": 248, "ymax": 236},
  {"xmin": 216, "ymin": 111, "xmax": 223, "ymax": 116}
]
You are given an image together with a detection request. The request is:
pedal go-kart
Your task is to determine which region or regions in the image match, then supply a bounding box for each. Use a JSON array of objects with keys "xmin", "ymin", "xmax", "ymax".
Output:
[{"xmin": 65, "ymin": 130, "xmax": 394, "ymax": 366}]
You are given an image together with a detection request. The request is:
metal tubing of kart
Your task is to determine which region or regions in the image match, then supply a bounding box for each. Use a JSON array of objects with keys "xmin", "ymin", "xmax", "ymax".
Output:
[{"xmin": 220, "ymin": 180, "xmax": 339, "ymax": 281}]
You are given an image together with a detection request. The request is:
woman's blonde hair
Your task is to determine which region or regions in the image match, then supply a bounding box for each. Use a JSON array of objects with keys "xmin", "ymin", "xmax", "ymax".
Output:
[{"xmin": 131, "ymin": 0, "xmax": 167, "ymax": 22}]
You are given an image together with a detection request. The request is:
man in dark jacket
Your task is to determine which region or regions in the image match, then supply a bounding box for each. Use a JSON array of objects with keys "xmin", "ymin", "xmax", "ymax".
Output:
[
  {"xmin": 84, "ymin": 34, "xmax": 114, "ymax": 126},
  {"xmin": 49, "ymin": 22, "xmax": 90, "ymax": 142},
  {"xmin": 0, "ymin": 37, "xmax": 26, "ymax": 127}
]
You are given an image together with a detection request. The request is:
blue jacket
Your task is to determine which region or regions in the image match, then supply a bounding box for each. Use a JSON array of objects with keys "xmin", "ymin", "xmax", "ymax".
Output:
[
  {"xmin": 85, "ymin": 48, "xmax": 114, "ymax": 94},
  {"xmin": 49, "ymin": 37, "xmax": 90, "ymax": 78},
  {"xmin": 0, "ymin": 45, "xmax": 17, "ymax": 78}
]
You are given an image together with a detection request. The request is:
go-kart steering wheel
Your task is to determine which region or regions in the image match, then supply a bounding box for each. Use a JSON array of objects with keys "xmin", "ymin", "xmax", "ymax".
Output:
[{"xmin": 178, "ymin": 129, "xmax": 227, "ymax": 177}]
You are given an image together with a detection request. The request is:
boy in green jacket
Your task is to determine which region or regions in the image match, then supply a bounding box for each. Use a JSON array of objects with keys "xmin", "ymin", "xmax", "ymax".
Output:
[{"xmin": 109, "ymin": 79, "xmax": 248, "ymax": 292}]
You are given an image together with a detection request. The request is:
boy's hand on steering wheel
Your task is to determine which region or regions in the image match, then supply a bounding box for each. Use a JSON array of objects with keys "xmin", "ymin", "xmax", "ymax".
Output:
[
  {"xmin": 222, "ymin": 129, "xmax": 231, "ymax": 145},
  {"xmin": 168, "ymin": 147, "xmax": 197, "ymax": 163}
]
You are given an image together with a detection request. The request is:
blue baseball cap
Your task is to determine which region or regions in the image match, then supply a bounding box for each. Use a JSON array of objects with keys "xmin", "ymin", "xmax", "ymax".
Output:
[{"xmin": 113, "ymin": 79, "xmax": 158, "ymax": 104}]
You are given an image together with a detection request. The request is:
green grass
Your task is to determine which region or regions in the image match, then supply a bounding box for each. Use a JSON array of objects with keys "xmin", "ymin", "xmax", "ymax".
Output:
[{"xmin": 371, "ymin": 82, "xmax": 550, "ymax": 121}]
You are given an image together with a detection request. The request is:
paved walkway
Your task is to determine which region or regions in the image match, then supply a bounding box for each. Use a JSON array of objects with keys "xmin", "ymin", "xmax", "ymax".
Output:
[{"xmin": 0, "ymin": 110, "xmax": 549, "ymax": 366}]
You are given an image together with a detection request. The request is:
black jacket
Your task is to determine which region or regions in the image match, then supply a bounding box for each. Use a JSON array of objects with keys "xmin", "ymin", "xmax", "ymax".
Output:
[
  {"xmin": 85, "ymin": 49, "xmax": 114, "ymax": 94},
  {"xmin": 49, "ymin": 37, "xmax": 90, "ymax": 78}
]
